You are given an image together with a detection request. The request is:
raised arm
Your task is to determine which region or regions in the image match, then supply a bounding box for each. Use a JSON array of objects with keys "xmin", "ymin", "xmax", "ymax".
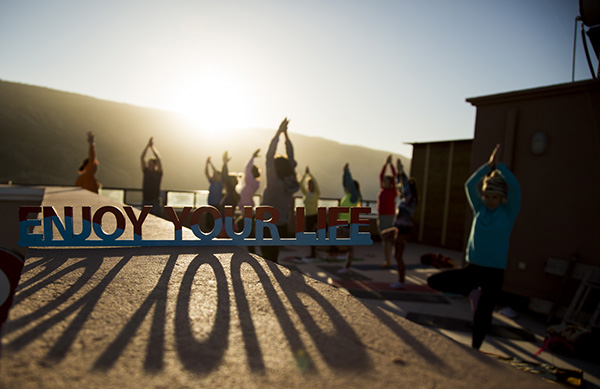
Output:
[
  {"xmin": 343, "ymin": 164, "xmax": 360, "ymax": 203},
  {"xmin": 87, "ymin": 131, "xmax": 96, "ymax": 168},
  {"xmin": 141, "ymin": 137, "xmax": 156, "ymax": 171},
  {"xmin": 205, "ymin": 157, "xmax": 212, "ymax": 181},
  {"xmin": 221, "ymin": 151, "xmax": 234, "ymax": 195},
  {"xmin": 496, "ymin": 162, "xmax": 521, "ymax": 221},
  {"xmin": 150, "ymin": 139, "xmax": 162, "ymax": 172},
  {"xmin": 380, "ymin": 155, "xmax": 397, "ymax": 185},
  {"xmin": 267, "ymin": 119, "xmax": 288, "ymax": 162},
  {"xmin": 309, "ymin": 169, "xmax": 320, "ymax": 196},
  {"xmin": 300, "ymin": 170, "xmax": 309, "ymax": 195},
  {"xmin": 389, "ymin": 157, "xmax": 397, "ymax": 185},
  {"xmin": 466, "ymin": 145, "xmax": 500, "ymax": 211},
  {"xmin": 245, "ymin": 149, "xmax": 259, "ymax": 185},
  {"xmin": 283, "ymin": 128, "xmax": 297, "ymax": 169},
  {"xmin": 396, "ymin": 158, "xmax": 404, "ymax": 182},
  {"xmin": 379, "ymin": 161, "xmax": 386, "ymax": 185},
  {"xmin": 141, "ymin": 143, "xmax": 149, "ymax": 171},
  {"xmin": 398, "ymin": 170, "xmax": 410, "ymax": 198},
  {"xmin": 465, "ymin": 163, "xmax": 489, "ymax": 212}
]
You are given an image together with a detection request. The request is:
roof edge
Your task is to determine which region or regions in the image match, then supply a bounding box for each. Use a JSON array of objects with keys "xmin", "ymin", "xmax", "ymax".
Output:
[{"xmin": 466, "ymin": 79, "xmax": 600, "ymax": 106}]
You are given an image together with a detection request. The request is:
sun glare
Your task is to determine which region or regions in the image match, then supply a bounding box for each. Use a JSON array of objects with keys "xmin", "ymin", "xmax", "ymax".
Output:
[{"xmin": 166, "ymin": 72, "xmax": 257, "ymax": 138}]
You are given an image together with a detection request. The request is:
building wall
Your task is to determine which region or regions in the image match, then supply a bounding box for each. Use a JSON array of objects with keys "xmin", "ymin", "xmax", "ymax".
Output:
[
  {"xmin": 467, "ymin": 80, "xmax": 600, "ymax": 304},
  {"xmin": 410, "ymin": 139, "xmax": 472, "ymax": 252}
]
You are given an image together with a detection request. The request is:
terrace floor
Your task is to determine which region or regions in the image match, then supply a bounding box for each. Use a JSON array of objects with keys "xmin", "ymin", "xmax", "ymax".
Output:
[
  {"xmin": 2, "ymin": 185, "xmax": 598, "ymax": 388},
  {"xmin": 276, "ymin": 241, "xmax": 600, "ymax": 388}
]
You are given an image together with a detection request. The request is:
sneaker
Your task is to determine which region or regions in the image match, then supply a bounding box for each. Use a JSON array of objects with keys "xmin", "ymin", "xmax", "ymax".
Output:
[
  {"xmin": 389, "ymin": 281, "xmax": 405, "ymax": 289},
  {"xmin": 337, "ymin": 268, "xmax": 350, "ymax": 274}
]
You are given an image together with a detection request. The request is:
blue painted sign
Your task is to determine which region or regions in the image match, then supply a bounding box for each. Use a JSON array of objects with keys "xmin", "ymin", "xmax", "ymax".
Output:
[{"xmin": 18, "ymin": 206, "xmax": 373, "ymax": 247}]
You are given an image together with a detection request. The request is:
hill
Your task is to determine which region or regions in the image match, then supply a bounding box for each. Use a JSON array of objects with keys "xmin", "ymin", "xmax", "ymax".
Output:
[{"xmin": 0, "ymin": 80, "xmax": 410, "ymax": 200}]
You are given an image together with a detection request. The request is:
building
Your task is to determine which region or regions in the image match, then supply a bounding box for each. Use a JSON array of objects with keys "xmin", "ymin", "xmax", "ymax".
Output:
[
  {"xmin": 408, "ymin": 80, "xmax": 600, "ymax": 320},
  {"xmin": 467, "ymin": 80, "xmax": 600, "ymax": 316},
  {"xmin": 409, "ymin": 139, "xmax": 473, "ymax": 252}
]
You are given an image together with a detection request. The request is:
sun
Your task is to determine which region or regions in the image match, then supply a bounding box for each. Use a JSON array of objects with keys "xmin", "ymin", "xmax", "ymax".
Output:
[{"xmin": 166, "ymin": 71, "xmax": 257, "ymax": 137}]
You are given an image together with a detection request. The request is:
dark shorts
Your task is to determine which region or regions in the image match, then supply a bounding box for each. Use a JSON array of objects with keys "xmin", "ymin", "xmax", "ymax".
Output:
[{"xmin": 378, "ymin": 214, "xmax": 395, "ymax": 232}]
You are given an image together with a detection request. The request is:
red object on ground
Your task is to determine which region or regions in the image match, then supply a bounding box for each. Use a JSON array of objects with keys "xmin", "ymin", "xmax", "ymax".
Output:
[{"xmin": 0, "ymin": 247, "xmax": 24, "ymax": 325}]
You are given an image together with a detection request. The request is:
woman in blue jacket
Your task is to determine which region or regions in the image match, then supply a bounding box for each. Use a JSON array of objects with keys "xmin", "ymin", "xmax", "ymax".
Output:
[{"xmin": 428, "ymin": 144, "xmax": 521, "ymax": 349}]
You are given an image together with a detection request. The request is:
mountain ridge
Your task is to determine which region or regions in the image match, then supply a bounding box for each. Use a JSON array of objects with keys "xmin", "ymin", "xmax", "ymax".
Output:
[{"xmin": 0, "ymin": 79, "xmax": 410, "ymax": 200}]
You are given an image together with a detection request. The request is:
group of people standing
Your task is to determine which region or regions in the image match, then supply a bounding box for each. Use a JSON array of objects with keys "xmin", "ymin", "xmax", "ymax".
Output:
[
  {"xmin": 367, "ymin": 144, "xmax": 521, "ymax": 350},
  {"xmin": 330, "ymin": 154, "xmax": 419, "ymax": 291},
  {"xmin": 74, "ymin": 119, "xmax": 346, "ymax": 264},
  {"xmin": 73, "ymin": 121, "xmax": 419, "ymax": 271},
  {"xmin": 367, "ymin": 156, "xmax": 419, "ymax": 290},
  {"xmin": 76, "ymin": 125, "xmax": 521, "ymax": 350},
  {"xmin": 75, "ymin": 132, "xmax": 165, "ymax": 218}
]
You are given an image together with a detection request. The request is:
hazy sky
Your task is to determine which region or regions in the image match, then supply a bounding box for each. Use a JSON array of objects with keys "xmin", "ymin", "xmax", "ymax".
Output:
[{"xmin": 1, "ymin": 0, "xmax": 596, "ymax": 156}]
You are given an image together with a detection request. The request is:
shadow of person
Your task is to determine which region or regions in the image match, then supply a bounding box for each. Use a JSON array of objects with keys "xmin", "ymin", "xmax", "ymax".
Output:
[
  {"xmin": 357, "ymin": 300, "xmax": 451, "ymax": 369},
  {"xmin": 173, "ymin": 253, "xmax": 230, "ymax": 374},
  {"xmin": 3, "ymin": 254, "xmax": 101, "ymax": 333},
  {"xmin": 93, "ymin": 253, "xmax": 179, "ymax": 371},
  {"xmin": 3, "ymin": 253, "xmax": 130, "ymax": 363},
  {"xmin": 261, "ymin": 255, "xmax": 373, "ymax": 371},
  {"xmin": 229, "ymin": 252, "xmax": 316, "ymax": 373}
]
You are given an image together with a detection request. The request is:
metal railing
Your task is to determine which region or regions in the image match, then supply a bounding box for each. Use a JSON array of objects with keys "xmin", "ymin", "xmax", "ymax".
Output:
[{"xmin": 99, "ymin": 186, "xmax": 376, "ymax": 215}]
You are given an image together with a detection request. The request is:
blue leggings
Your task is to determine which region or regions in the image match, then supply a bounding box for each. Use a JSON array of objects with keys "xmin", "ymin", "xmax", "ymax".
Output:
[{"xmin": 427, "ymin": 264, "xmax": 504, "ymax": 349}]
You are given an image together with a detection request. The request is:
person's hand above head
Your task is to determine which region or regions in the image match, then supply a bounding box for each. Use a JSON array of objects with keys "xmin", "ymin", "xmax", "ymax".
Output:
[
  {"xmin": 277, "ymin": 117, "xmax": 289, "ymax": 134},
  {"xmin": 305, "ymin": 166, "xmax": 310, "ymax": 174},
  {"xmin": 386, "ymin": 155, "xmax": 392, "ymax": 164},
  {"xmin": 223, "ymin": 151, "xmax": 231, "ymax": 164},
  {"xmin": 344, "ymin": 163, "xmax": 349, "ymax": 171},
  {"xmin": 397, "ymin": 158, "xmax": 404, "ymax": 174},
  {"xmin": 488, "ymin": 144, "xmax": 500, "ymax": 168},
  {"xmin": 87, "ymin": 131, "xmax": 95, "ymax": 144},
  {"xmin": 148, "ymin": 137, "xmax": 154, "ymax": 147},
  {"xmin": 253, "ymin": 148, "xmax": 260, "ymax": 158}
]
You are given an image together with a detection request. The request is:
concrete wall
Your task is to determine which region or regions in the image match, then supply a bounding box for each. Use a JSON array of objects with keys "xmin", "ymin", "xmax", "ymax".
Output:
[{"xmin": 467, "ymin": 80, "xmax": 600, "ymax": 307}]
